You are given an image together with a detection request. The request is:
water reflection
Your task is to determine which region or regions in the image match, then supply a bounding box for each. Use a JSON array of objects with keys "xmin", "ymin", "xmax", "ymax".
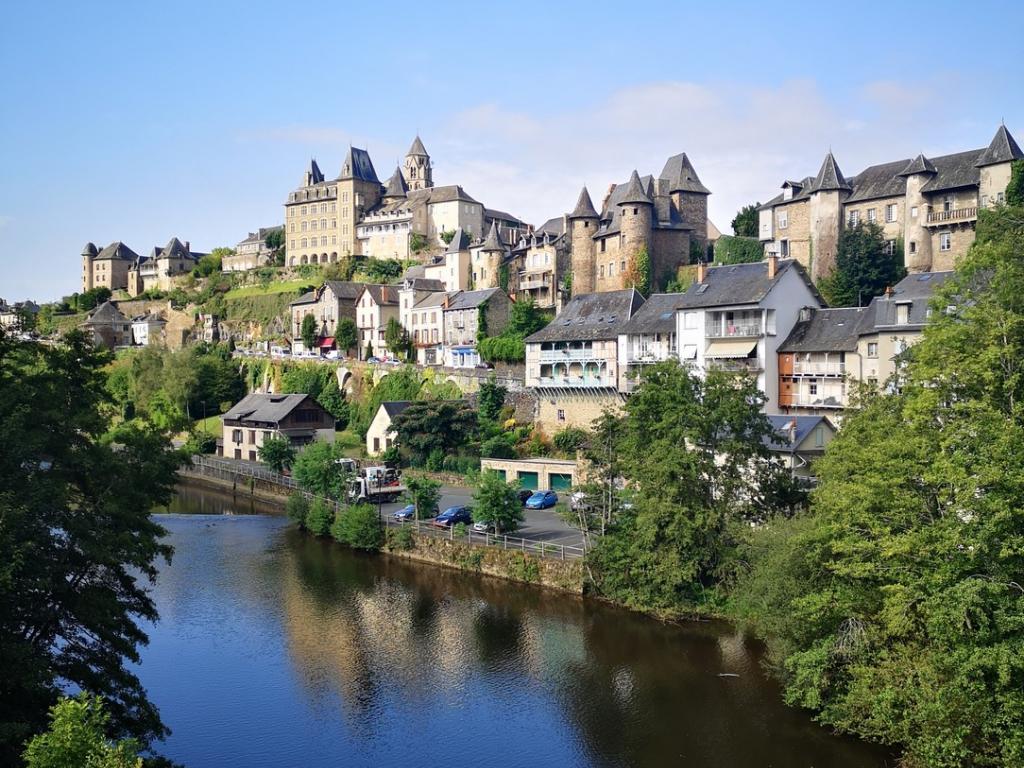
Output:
[{"xmin": 139, "ymin": 483, "xmax": 892, "ymax": 768}]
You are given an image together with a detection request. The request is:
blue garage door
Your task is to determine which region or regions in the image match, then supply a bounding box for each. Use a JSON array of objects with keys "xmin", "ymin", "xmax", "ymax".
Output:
[
  {"xmin": 550, "ymin": 473, "xmax": 573, "ymax": 491},
  {"xmin": 517, "ymin": 471, "xmax": 538, "ymax": 491}
]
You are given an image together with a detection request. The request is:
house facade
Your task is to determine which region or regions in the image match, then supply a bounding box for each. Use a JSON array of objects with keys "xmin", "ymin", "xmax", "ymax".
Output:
[
  {"xmin": 365, "ymin": 401, "xmax": 411, "ymax": 456},
  {"xmin": 509, "ymin": 217, "xmax": 568, "ymax": 311},
  {"xmin": 763, "ymin": 415, "xmax": 837, "ymax": 482},
  {"xmin": 131, "ymin": 313, "xmax": 166, "ymax": 346},
  {"xmin": 442, "ymin": 288, "xmax": 512, "ymax": 368},
  {"xmin": 127, "ymin": 237, "xmax": 206, "ymax": 296},
  {"xmin": 82, "ymin": 301, "xmax": 132, "ymax": 348},
  {"xmin": 525, "ymin": 288, "xmax": 644, "ymax": 431},
  {"xmin": 758, "ymin": 124, "xmax": 1022, "ymax": 280},
  {"xmin": 408, "ymin": 291, "xmax": 449, "ymax": 365},
  {"xmin": 220, "ymin": 393, "xmax": 335, "ymax": 461},
  {"xmin": 616, "ymin": 292, "xmax": 690, "ymax": 392},
  {"xmin": 81, "ymin": 241, "xmax": 138, "ymax": 293},
  {"xmin": 356, "ymin": 284, "xmax": 400, "ymax": 359},
  {"xmin": 289, "ymin": 280, "xmax": 363, "ymax": 354},
  {"xmin": 225, "ymin": 226, "xmax": 283, "ymax": 272}
]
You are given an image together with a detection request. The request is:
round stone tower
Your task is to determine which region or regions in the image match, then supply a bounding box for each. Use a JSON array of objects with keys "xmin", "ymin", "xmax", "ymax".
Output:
[
  {"xmin": 81, "ymin": 242, "xmax": 98, "ymax": 292},
  {"xmin": 568, "ymin": 186, "xmax": 599, "ymax": 295},
  {"xmin": 617, "ymin": 170, "xmax": 653, "ymax": 263},
  {"xmin": 898, "ymin": 154, "xmax": 937, "ymax": 273}
]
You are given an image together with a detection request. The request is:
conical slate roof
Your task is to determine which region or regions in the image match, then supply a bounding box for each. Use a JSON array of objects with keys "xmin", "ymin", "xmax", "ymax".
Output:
[
  {"xmin": 407, "ymin": 135, "xmax": 428, "ymax": 157},
  {"xmin": 383, "ymin": 166, "xmax": 408, "ymax": 198},
  {"xmin": 445, "ymin": 227, "xmax": 471, "ymax": 253},
  {"xmin": 568, "ymin": 186, "xmax": 599, "ymax": 219},
  {"xmin": 617, "ymin": 170, "xmax": 653, "ymax": 205},
  {"xmin": 810, "ymin": 152, "xmax": 852, "ymax": 192},
  {"xmin": 81, "ymin": 242, "xmax": 98, "ymax": 257},
  {"xmin": 898, "ymin": 153, "xmax": 937, "ymax": 176},
  {"xmin": 975, "ymin": 124, "xmax": 1024, "ymax": 168},
  {"xmin": 480, "ymin": 220, "xmax": 505, "ymax": 252},
  {"xmin": 659, "ymin": 152, "xmax": 711, "ymax": 194},
  {"xmin": 339, "ymin": 147, "xmax": 379, "ymax": 182},
  {"xmin": 306, "ymin": 158, "xmax": 324, "ymax": 184}
]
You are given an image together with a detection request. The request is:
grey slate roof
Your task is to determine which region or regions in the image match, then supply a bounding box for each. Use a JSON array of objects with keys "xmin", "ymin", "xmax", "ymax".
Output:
[
  {"xmin": 407, "ymin": 136, "xmax": 428, "ymax": 156},
  {"xmin": 898, "ymin": 153, "xmax": 937, "ymax": 177},
  {"xmin": 412, "ymin": 291, "xmax": 452, "ymax": 309},
  {"xmin": 846, "ymin": 159, "xmax": 912, "ymax": 203},
  {"xmin": 619, "ymin": 293, "xmax": 692, "ymax": 335},
  {"xmin": 975, "ymin": 125, "xmax": 1024, "ymax": 167},
  {"xmin": 339, "ymin": 147, "xmax": 379, "ymax": 183},
  {"xmin": 527, "ymin": 289, "xmax": 644, "ymax": 343},
  {"xmin": 82, "ymin": 242, "xmax": 98, "ymax": 257},
  {"xmin": 485, "ymin": 208, "xmax": 525, "ymax": 225},
  {"xmin": 480, "ymin": 220, "xmax": 505, "ymax": 252},
  {"xmin": 763, "ymin": 415, "xmax": 833, "ymax": 452},
  {"xmin": 445, "ymin": 227, "xmax": 471, "ymax": 252},
  {"xmin": 444, "ymin": 288, "xmax": 503, "ymax": 311},
  {"xmin": 778, "ymin": 307, "xmax": 870, "ymax": 353},
  {"xmin": 383, "ymin": 166, "xmax": 409, "ymax": 198},
  {"xmin": 569, "ymin": 186, "xmax": 599, "ymax": 219},
  {"xmin": 324, "ymin": 281, "xmax": 364, "ymax": 301},
  {"xmin": 307, "ymin": 159, "xmax": 325, "ymax": 184},
  {"xmin": 674, "ymin": 259, "xmax": 820, "ymax": 309},
  {"xmin": 95, "ymin": 241, "xmax": 140, "ymax": 261},
  {"xmin": 360, "ymin": 284, "xmax": 400, "ymax": 306},
  {"xmin": 920, "ymin": 149, "xmax": 987, "ymax": 193},
  {"xmin": 402, "ymin": 277, "xmax": 445, "ymax": 292},
  {"xmin": 222, "ymin": 393, "xmax": 319, "ymax": 425},
  {"xmin": 291, "ymin": 289, "xmax": 318, "ymax": 306},
  {"xmin": 618, "ymin": 170, "xmax": 653, "ymax": 205},
  {"xmin": 84, "ymin": 301, "xmax": 127, "ymax": 323},
  {"xmin": 809, "ymin": 152, "xmax": 852, "ymax": 192},
  {"xmin": 869, "ymin": 270, "xmax": 954, "ymax": 329},
  {"xmin": 659, "ymin": 153, "xmax": 711, "ymax": 195},
  {"xmin": 381, "ymin": 400, "xmax": 412, "ymax": 418},
  {"xmin": 537, "ymin": 217, "xmax": 566, "ymax": 236}
]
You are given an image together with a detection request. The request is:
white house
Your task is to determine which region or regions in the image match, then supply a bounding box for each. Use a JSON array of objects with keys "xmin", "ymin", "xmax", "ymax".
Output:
[
  {"xmin": 355, "ymin": 284, "xmax": 400, "ymax": 359},
  {"xmin": 673, "ymin": 255, "xmax": 823, "ymax": 413},
  {"xmin": 130, "ymin": 313, "xmax": 166, "ymax": 346},
  {"xmin": 366, "ymin": 401, "xmax": 412, "ymax": 456}
]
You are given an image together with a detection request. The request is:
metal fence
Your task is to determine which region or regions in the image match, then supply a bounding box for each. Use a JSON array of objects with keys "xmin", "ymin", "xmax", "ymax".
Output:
[{"xmin": 182, "ymin": 456, "xmax": 585, "ymax": 560}]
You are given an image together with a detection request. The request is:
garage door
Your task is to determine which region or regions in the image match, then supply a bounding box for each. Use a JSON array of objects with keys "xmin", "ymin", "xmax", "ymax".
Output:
[
  {"xmin": 517, "ymin": 471, "xmax": 538, "ymax": 490},
  {"xmin": 550, "ymin": 473, "xmax": 573, "ymax": 491}
]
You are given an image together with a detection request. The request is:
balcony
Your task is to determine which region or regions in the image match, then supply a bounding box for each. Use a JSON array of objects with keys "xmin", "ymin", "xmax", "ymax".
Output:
[
  {"xmin": 536, "ymin": 375, "xmax": 613, "ymax": 388},
  {"xmin": 926, "ymin": 207, "xmax": 977, "ymax": 226},
  {"xmin": 792, "ymin": 361, "xmax": 845, "ymax": 376},
  {"xmin": 625, "ymin": 348, "xmax": 676, "ymax": 365},
  {"xmin": 539, "ymin": 347, "xmax": 597, "ymax": 363},
  {"xmin": 519, "ymin": 274, "xmax": 552, "ymax": 290},
  {"xmin": 706, "ymin": 322, "xmax": 762, "ymax": 338},
  {"xmin": 780, "ymin": 393, "xmax": 845, "ymax": 409},
  {"xmin": 707, "ymin": 358, "xmax": 761, "ymax": 373}
]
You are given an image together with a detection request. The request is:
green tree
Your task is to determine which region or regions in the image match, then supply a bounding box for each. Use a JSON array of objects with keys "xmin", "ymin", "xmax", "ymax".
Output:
[
  {"xmin": 0, "ymin": 331, "xmax": 179, "ymax": 761},
  {"xmin": 305, "ymin": 498, "xmax": 335, "ymax": 536},
  {"xmin": 363, "ymin": 258, "xmax": 403, "ymax": 282},
  {"xmin": 477, "ymin": 376, "xmax": 507, "ymax": 422},
  {"xmin": 410, "ymin": 233, "xmax": 428, "ymax": 254},
  {"xmin": 195, "ymin": 247, "xmax": 231, "ymax": 277},
  {"xmin": 404, "ymin": 475, "xmax": 441, "ymax": 520},
  {"xmin": 713, "ymin": 235, "xmax": 764, "ymax": 264},
  {"xmin": 384, "ymin": 316, "xmax": 412, "ymax": 361},
  {"xmin": 731, "ymin": 202, "xmax": 761, "ymax": 237},
  {"xmin": 335, "ymin": 317, "xmax": 358, "ymax": 354},
  {"xmin": 1006, "ymin": 158, "xmax": 1024, "ymax": 206},
  {"xmin": 77, "ymin": 287, "xmax": 112, "ymax": 312},
  {"xmin": 818, "ymin": 222, "xmax": 906, "ymax": 307},
  {"xmin": 259, "ymin": 435, "xmax": 296, "ymax": 474},
  {"xmin": 23, "ymin": 693, "xmax": 142, "ymax": 768},
  {"xmin": 506, "ymin": 298, "xmax": 549, "ymax": 337},
  {"xmin": 439, "ymin": 229, "xmax": 456, "ymax": 245},
  {"xmin": 552, "ymin": 426, "xmax": 587, "ymax": 456},
  {"xmin": 300, "ymin": 313, "xmax": 317, "ymax": 350},
  {"xmin": 589, "ymin": 362, "xmax": 788, "ymax": 613},
  {"xmin": 577, "ymin": 409, "xmax": 627, "ymax": 537},
  {"xmin": 330, "ymin": 504, "xmax": 383, "ymax": 550},
  {"xmin": 390, "ymin": 400, "xmax": 477, "ymax": 465},
  {"xmin": 623, "ymin": 246, "xmax": 652, "ymax": 295},
  {"xmin": 292, "ymin": 440, "xmax": 346, "ymax": 498},
  {"xmin": 472, "ymin": 470, "xmax": 524, "ymax": 534},
  {"xmin": 285, "ymin": 492, "xmax": 310, "ymax": 529}
]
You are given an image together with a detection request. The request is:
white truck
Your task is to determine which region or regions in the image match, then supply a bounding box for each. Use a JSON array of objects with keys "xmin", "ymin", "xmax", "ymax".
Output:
[{"xmin": 346, "ymin": 464, "xmax": 406, "ymax": 504}]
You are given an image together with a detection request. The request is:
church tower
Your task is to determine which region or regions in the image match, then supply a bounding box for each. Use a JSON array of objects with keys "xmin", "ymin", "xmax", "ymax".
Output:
[{"xmin": 403, "ymin": 136, "xmax": 433, "ymax": 191}]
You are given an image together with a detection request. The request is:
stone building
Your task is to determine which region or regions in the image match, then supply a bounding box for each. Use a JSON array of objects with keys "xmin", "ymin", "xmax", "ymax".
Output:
[
  {"xmin": 355, "ymin": 284, "xmax": 400, "ymax": 359},
  {"xmin": 289, "ymin": 280, "xmax": 363, "ymax": 354},
  {"xmin": 126, "ymin": 237, "xmax": 206, "ymax": 296},
  {"xmin": 758, "ymin": 124, "xmax": 1023, "ymax": 280},
  {"xmin": 82, "ymin": 301, "xmax": 132, "ymax": 348},
  {"xmin": 225, "ymin": 226, "xmax": 283, "ymax": 272},
  {"xmin": 220, "ymin": 393, "xmax": 335, "ymax": 461},
  {"xmin": 470, "ymin": 221, "xmax": 509, "ymax": 290},
  {"xmin": 442, "ymin": 288, "xmax": 512, "ymax": 368},
  {"xmin": 508, "ymin": 217, "xmax": 569, "ymax": 311},
  {"xmin": 567, "ymin": 153, "xmax": 711, "ymax": 296},
  {"xmin": 81, "ymin": 241, "xmax": 139, "ymax": 293}
]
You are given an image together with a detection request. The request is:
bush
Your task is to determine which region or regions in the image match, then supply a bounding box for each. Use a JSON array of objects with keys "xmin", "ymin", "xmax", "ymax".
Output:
[
  {"xmin": 387, "ymin": 525, "xmax": 415, "ymax": 551},
  {"xmin": 506, "ymin": 553, "xmax": 540, "ymax": 583},
  {"xmin": 425, "ymin": 448, "xmax": 444, "ymax": 471},
  {"xmin": 478, "ymin": 335, "xmax": 525, "ymax": 363},
  {"xmin": 331, "ymin": 504, "xmax": 383, "ymax": 550},
  {"xmin": 182, "ymin": 430, "xmax": 216, "ymax": 456},
  {"xmin": 552, "ymin": 427, "xmax": 587, "ymax": 456},
  {"xmin": 713, "ymin": 235, "xmax": 764, "ymax": 265},
  {"xmin": 453, "ymin": 522, "xmax": 469, "ymax": 538},
  {"xmin": 285, "ymin": 492, "xmax": 310, "ymax": 529},
  {"xmin": 441, "ymin": 454, "xmax": 479, "ymax": 474},
  {"xmin": 305, "ymin": 498, "xmax": 335, "ymax": 536}
]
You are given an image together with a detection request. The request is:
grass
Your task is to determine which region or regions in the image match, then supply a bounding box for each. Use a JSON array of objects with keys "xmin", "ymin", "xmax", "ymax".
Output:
[
  {"xmin": 335, "ymin": 429, "xmax": 363, "ymax": 458},
  {"xmin": 192, "ymin": 414, "xmax": 221, "ymax": 436},
  {"xmin": 223, "ymin": 278, "xmax": 315, "ymax": 300}
]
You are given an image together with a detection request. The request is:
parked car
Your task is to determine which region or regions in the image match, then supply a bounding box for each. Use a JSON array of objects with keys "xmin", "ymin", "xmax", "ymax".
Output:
[
  {"xmin": 525, "ymin": 490, "xmax": 558, "ymax": 510},
  {"xmin": 517, "ymin": 488, "xmax": 534, "ymax": 506},
  {"xmin": 394, "ymin": 503, "xmax": 438, "ymax": 521},
  {"xmin": 472, "ymin": 519, "xmax": 510, "ymax": 534},
  {"xmin": 366, "ymin": 356, "xmax": 382, "ymax": 364},
  {"xmin": 325, "ymin": 350, "xmax": 339, "ymax": 360},
  {"xmin": 432, "ymin": 506, "xmax": 473, "ymax": 528}
]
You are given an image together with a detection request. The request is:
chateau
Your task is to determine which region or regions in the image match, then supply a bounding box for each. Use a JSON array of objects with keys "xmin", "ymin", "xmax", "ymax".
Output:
[
  {"xmin": 567, "ymin": 153, "xmax": 711, "ymax": 296},
  {"xmin": 81, "ymin": 237, "xmax": 205, "ymax": 295},
  {"xmin": 284, "ymin": 137, "xmax": 521, "ymax": 266},
  {"xmin": 758, "ymin": 124, "xmax": 1022, "ymax": 280}
]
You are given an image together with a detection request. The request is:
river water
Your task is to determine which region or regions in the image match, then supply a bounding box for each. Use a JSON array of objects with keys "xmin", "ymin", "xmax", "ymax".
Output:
[{"xmin": 137, "ymin": 482, "xmax": 891, "ymax": 767}]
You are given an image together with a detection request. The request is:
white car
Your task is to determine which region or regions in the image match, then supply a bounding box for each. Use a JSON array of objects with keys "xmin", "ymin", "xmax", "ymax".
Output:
[{"xmin": 325, "ymin": 350, "xmax": 339, "ymax": 360}]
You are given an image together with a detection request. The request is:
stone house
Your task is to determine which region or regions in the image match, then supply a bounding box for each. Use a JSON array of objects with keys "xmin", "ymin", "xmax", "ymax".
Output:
[
  {"xmin": 408, "ymin": 291, "xmax": 449, "ymax": 365},
  {"xmin": 470, "ymin": 221, "xmax": 509, "ymax": 290},
  {"xmin": 126, "ymin": 237, "xmax": 207, "ymax": 296},
  {"xmin": 567, "ymin": 152, "xmax": 711, "ymax": 296},
  {"xmin": 442, "ymin": 288, "xmax": 512, "ymax": 368},
  {"xmin": 777, "ymin": 271, "xmax": 954, "ymax": 416},
  {"xmin": 355, "ymin": 284, "xmax": 400, "ymax": 359},
  {"xmin": 220, "ymin": 393, "xmax": 335, "ymax": 462},
  {"xmin": 289, "ymin": 280, "xmax": 363, "ymax": 354},
  {"xmin": 525, "ymin": 288, "xmax": 644, "ymax": 432},
  {"xmin": 508, "ymin": 217, "xmax": 569, "ymax": 311},
  {"xmin": 82, "ymin": 301, "xmax": 132, "ymax": 349},
  {"xmin": 672, "ymin": 256, "xmax": 824, "ymax": 414},
  {"xmin": 758, "ymin": 124, "xmax": 1022, "ymax": 280},
  {"xmin": 365, "ymin": 400, "xmax": 411, "ymax": 456},
  {"xmin": 225, "ymin": 226, "xmax": 283, "ymax": 272},
  {"xmin": 81, "ymin": 241, "xmax": 139, "ymax": 293}
]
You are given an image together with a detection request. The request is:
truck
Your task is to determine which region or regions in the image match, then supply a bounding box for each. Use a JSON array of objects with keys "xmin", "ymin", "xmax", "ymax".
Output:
[{"xmin": 346, "ymin": 464, "xmax": 406, "ymax": 504}]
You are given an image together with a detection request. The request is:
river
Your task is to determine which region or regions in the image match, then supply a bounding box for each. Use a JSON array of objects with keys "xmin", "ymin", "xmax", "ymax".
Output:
[{"xmin": 136, "ymin": 481, "xmax": 892, "ymax": 767}]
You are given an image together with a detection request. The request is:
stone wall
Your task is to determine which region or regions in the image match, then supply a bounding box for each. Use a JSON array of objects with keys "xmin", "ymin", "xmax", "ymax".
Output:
[{"xmin": 536, "ymin": 391, "xmax": 622, "ymax": 433}]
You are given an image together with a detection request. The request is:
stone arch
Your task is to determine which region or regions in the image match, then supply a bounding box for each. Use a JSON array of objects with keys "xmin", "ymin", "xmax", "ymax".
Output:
[
  {"xmin": 330, "ymin": 252, "xmax": 338, "ymax": 262},
  {"xmin": 300, "ymin": 254, "xmax": 309, "ymax": 265},
  {"xmin": 336, "ymin": 367, "xmax": 354, "ymax": 395},
  {"xmin": 568, "ymin": 362, "xmax": 583, "ymax": 380}
]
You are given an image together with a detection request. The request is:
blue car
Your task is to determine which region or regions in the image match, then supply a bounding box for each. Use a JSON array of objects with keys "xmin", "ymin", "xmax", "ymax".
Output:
[
  {"xmin": 432, "ymin": 505, "xmax": 473, "ymax": 528},
  {"xmin": 525, "ymin": 490, "xmax": 558, "ymax": 509},
  {"xmin": 393, "ymin": 504, "xmax": 416, "ymax": 521}
]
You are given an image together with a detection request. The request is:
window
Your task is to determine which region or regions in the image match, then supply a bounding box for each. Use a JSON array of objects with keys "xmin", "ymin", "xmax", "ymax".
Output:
[
  {"xmin": 909, "ymin": 241, "xmax": 917, "ymax": 255},
  {"xmin": 321, "ymin": 236, "xmax": 327, "ymax": 246},
  {"xmin": 848, "ymin": 210, "xmax": 860, "ymax": 227},
  {"xmin": 684, "ymin": 311, "xmax": 698, "ymax": 329},
  {"xmin": 885, "ymin": 203, "xmax": 898, "ymax": 222},
  {"xmin": 809, "ymin": 381, "xmax": 818, "ymax": 396},
  {"xmin": 910, "ymin": 206, "xmax": 918, "ymax": 218},
  {"xmin": 867, "ymin": 342, "xmax": 878, "ymax": 358},
  {"xmin": 608, "ymin": 262, "xmax": 615, "ymax": 276},
  {"xmin": 248, "ymin": 450, "xmax": 257, "ymax": 461},
  {"xmin": 780, "ymin": 239, "xmax": 789, "ymax": 257},
  {"xmin": 896, "ymin": 303, "xmax": 910, "ymax": 324},
  {"xmin": 557, "ymin": 409, "xmax": 565, "ymax": 422},
  {"xmin": 940, "ymin": 232, "xmax": 952, "ymax": 251},
  {"xmin": 777, "ymin": 210, "xmax": 788, "ymax": 229},
  {"xmin": 310, "ymin": 220, "xmax": 317, "ymax": 230},
  {"xmin": 621, "ymin": 260, "xmax": 626, "ymax": 272},
  {"xmin": 814, "ymin": 426, "xmax": 825, "ymax": 447},
  {"xmin": 248, "ymin": 430, "xmax": 256, "ymax": 444},
  {"xmin": 600, "ymin": 239, "xmax": 606, "ymax": 253},
  {"xmin": 883, "ymin": 240, "xmax": 896, "ymax": 256},
  {"xmin": 232, "ymin": 429, "xmax": 242, "ymax": 444},
  {"xmin": 301, "ymin": 206, "xmax": 307, "ymax": 215},
  {"xmin": 681, "ymin": 343, "xmax": 697, "ymax": 360},
  {"xmin": 320, "ymin": 218, "xmax": 327, "ymax": 229},
  {"xmin": 290, "ymin": 239, "xmax": 295, "ymax": 249},
  {"xmin": 599, "ymin": 265, "xmax": 605, "ymax": 278},
  {"xmin": 867, "ymin": 208, "xmax": 876, "ymax": 223},
  {"xmin": 943, "ymin": 196, "xmax": 953, "ymax": 213}
]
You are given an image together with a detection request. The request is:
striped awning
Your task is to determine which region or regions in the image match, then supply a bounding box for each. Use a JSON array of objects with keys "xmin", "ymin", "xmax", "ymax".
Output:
[{"xmin": 705, "ymin": 340, "xmax": 757, "ymax": 359}]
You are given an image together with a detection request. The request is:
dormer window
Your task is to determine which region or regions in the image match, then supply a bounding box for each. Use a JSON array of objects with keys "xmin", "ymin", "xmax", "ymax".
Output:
[{"xmin": 896, "ymin": 302, "xmax": 911, "ymax": 325}]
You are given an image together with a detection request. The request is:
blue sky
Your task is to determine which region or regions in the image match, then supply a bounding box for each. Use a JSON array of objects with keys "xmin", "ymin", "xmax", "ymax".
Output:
[{"xmin": 1, "ymin": 0, "xmax": 1022, "ymax": 301}]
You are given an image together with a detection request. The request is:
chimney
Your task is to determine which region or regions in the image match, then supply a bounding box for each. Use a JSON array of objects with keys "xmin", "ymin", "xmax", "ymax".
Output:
[
  {"xmin": 767, "ymin": 252, "xmax": 778, "ymax": 280},
  {"xmin": 696, "ymin": 260, "xmax": 707, "ymax": 283},
  {"xmin": 884, "ymin": 285, "xmax": 894, "ymax": 297},
  {"xmin": 185, "ymin": 240, "xmax": 190, "ymax": 253}
]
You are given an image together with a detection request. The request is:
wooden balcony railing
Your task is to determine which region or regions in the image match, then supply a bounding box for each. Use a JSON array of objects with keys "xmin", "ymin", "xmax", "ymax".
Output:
[{"xmin": 926, "ymin": 207, "xmax": 977, "ymax": 225}]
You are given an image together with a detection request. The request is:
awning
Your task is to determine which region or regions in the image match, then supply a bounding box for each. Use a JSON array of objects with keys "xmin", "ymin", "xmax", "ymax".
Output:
[
  {"xmin": 318, "ymin": 337, "xmax": 335, "ymax": 348},
  {"xmin": 705, "ymin": 339, "xmax": 757, "ymax": 359}
]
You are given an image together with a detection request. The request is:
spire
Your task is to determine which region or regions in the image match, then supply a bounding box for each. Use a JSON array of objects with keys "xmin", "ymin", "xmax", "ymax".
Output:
[
  {"xmin": 617, "ymin": 170, "xmax": 653, "ymax": 205},
  {"xmin": 339, "ymin": 147, "xmax": 379, "ymax": 182},
  {"xmin": 659, "ymin": 152, "xmax": 711, "ymax": 195},
  {"xmin": 810, "ymin": 152, "xmax": 851, "ymax": 193},
  {"xmin": 568, "ymin": 186, "xmax": 599, "ymax": 219},
  {"xmin": 445, "ymin": 227, "xmax": 471, "ymax": 253},
  {"xmin": 383, "ymin": 166, "xmax": 409, "ymax": 199},
  {"xmin": 407, "ymin": 135, "xmax": 428, "ymax": 157},
  {"xmin": 480, "ymin": 220, "xmax": 505, "ymax": 252},
  {"xmin": 975, "ymin": 124, "xmax": 1024, "ymax": 167},
  {"xmin": 898, "ymin": 153, "xmax": 937, "ymax": 176},
  {"xmin": 305, "ymin": 158, "xmax": 324, "ymax": 185}
]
